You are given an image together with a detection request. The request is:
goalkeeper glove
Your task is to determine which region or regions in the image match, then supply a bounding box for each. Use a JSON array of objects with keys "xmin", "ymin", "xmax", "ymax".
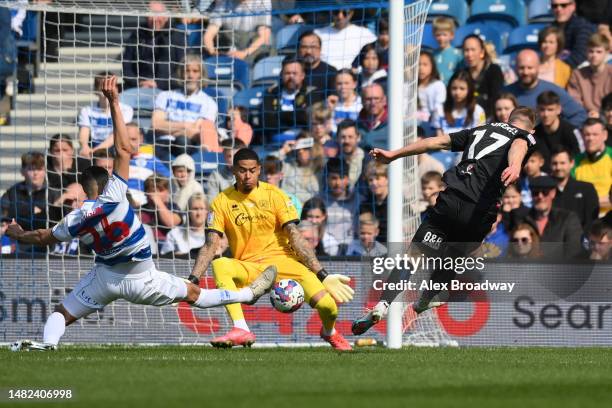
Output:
[{"xmin": 317, "ymin": 269, "xmax": 354, "ymax": 303}]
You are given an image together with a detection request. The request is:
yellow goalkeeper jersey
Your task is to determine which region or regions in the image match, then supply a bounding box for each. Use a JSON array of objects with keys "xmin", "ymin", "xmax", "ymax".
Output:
[{"xmin": 206, "ymin": 182, "xmax": 300, "ymax": 261}]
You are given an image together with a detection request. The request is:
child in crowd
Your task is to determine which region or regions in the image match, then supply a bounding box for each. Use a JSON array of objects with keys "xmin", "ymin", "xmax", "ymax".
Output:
[
  {"xmin": 345, "ymin": 213, "xmax": 387, "ymax": 257},
  {"xmin": 432, "ymin": 17, "xmax": 463, "ymax": 85},
  {"xmin": 328, "ymin": 69, "xmax": 362, "ymax": 132},
  {"xmin": 416, "ymin": 171, "xmax": 444, "ymax": 219},
  {"xmin": 492, "ymin": 93, "xmax": 518, "ymax": 123},
  {"xmin": 417, "ymin": 50, "xmax": 446, "ymax": 124}
]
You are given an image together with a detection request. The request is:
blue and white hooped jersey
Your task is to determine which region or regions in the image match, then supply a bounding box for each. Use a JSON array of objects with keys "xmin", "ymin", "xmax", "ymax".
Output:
[
  {"xmin": 52, "ymin": 173, "xmax": 151, "ymax": 268},
  {"xmin": 78, "ymin": 103, "xmax": 134, "ymax": 147}
]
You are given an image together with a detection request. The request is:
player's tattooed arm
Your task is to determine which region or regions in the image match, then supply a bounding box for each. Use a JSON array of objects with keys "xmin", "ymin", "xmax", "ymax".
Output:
[
  {"xmin": 284, "ymin": 222, "xmax": 323, "ymax": 273},
  {"xmin": 189, "ymin": 231, "xmax": 221, "ymax": 283}
]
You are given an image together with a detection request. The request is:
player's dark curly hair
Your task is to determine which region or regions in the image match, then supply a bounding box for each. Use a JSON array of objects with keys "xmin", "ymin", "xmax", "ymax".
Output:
[
  {"xmin": 79, "ymin": 165, "xmax": 109, "ymax": 198},
  {"xmin": 233, "ymin": 147, "xmax": 260, "ymax": 166}
]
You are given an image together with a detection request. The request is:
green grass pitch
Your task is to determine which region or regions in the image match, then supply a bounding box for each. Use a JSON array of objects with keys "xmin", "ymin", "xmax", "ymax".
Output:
[{"xmin": 1, "ymin": 346, "xmax": 611, "ymax": 408}]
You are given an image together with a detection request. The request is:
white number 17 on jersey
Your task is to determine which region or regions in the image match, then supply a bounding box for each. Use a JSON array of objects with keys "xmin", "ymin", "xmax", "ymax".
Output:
[{"xmin": 467, "ymin": 130, "xmax": 510, "ymax": 160}]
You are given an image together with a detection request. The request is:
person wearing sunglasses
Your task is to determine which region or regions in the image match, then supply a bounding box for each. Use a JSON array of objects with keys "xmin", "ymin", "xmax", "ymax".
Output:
[
  {"xmin": 509, "ymin": 175, "xmax": 584, "ymax": 259},
  {"xmin": 551, "ymin": 0, "xmax": 597, "ymax": 68},
  {"xmin": 508, "ymin": 223, "xmax": 542, "ymax": 259}
]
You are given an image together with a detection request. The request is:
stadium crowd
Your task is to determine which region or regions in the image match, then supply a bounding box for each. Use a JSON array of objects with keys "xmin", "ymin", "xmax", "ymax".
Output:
[{"xmin": 0, "ymin": 0, "xmax": 610, "ymax": 262}]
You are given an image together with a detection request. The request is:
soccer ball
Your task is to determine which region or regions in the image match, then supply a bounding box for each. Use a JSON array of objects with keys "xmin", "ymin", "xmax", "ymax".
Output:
[{"xmin": 270, "ymin": 279, "xmax": 305, "ymax": 313}]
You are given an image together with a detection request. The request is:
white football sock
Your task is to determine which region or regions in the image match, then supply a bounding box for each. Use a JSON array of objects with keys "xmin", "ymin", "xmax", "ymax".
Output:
[
  {"xmin": 43, "ymin": 312, "xmax": 66, "ymax": 346},
  {"xmin": 233, "ymin": 319, "xmax": 250, "ymax": 332},
  {"xmin": 321, "ymin": 326, "xmax": 336, "ymax": 337},
  {"xmin": 193, "ymin": 288, "xmax": 253, "ymax": 309}
]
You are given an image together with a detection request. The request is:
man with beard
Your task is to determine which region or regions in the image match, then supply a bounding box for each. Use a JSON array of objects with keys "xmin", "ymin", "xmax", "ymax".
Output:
[
  {"xmin": 297, "ymin": 31, "xmax": 337, "ymax": 97},
  {"xmin": 504, "ymin": 49, "xmax": 587, "ymax": 128},
  {"xmin": 260, "ymin": 57, "xmax": 323, "ymax": 139},
  {"xmin": 152, "ymin": 54, "xmax": 218, "ymax": 161},
  {"xmin": 337, "ymin": 119, "xmax": 367, "ymax": 189},
  {"xmin": 550, "ymin": 145, "xmax": 599, "ymax": 231}
]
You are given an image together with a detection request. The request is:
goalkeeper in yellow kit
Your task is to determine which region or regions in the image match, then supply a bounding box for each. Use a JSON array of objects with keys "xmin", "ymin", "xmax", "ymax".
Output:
[{"xmin": 188, "ymin": 148, "xmax": 354, "ymax": 350}]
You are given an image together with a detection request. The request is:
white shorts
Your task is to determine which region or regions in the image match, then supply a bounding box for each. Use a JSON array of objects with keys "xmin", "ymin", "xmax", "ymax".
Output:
[{"xmin": 62, "ymin": 262, "xmax": 188, "ymax": 319}]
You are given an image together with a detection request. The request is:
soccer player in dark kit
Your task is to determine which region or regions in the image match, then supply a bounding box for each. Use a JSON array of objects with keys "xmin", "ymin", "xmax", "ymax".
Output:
[{"xmin": 352, "ymin": 107, "xmax": 536, "ymax": 335}]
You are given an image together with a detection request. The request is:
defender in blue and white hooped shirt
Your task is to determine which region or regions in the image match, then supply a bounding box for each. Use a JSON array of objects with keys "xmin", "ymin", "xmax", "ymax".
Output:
[{"xmin": 7, "ymin": 76, "xmax": 276, "ymax": 352}]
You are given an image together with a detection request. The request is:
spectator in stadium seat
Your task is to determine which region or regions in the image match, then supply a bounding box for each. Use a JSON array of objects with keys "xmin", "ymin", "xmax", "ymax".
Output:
[
  {"xmin": 434, "ymin": 70, "xmax": 486, "ymax": 135},
  {"xmin": 301, "ymin": 196, "xmax": 340, "ymax": 256},
  {"xmin": 492, "ymin": 93, "xmax": 518, "ymax": 123},
  {"xmin": 572, "ymin": 118, "xmax": 612, "ymax": 215},
  {"xmin": 319, "ymin": 157, "xmax": 360, "ymax": 247},
  {"xmin": 510, "ymin": 175, "xmax": 584, "ymax": 259},
  {"xmin": 505, "ymin": 49, "xmax": 587, "ymax": 128},
  {"xmin": 314, "ymin": 8, "xmax": 377, "ymax": 70},
  {"xmin": 297, "ymin": 220, "xmax": 327, "ymax": 256},
  {"xmin": 309, "ymin": 102, "xmax": 334, "ymax": 147},
  {"xmin": 160, "ymin": 193, "xmax": 207, "ymax": 257},
  {"xmin": 417, "ymin": 50, "xmax": 446, "ymax": 124},
  {"xmin": 501, "ymin": 183, "xmax": 528, "ymax": 230},
  {"xmin": 538, "ymin": 26, "xmax": 572, "ymax": 89},
  {"xmin": 336, "ymin": 119, "xmax": 367, "ymax": 190},
  {"xmin": 92, "ymin": 149, "xmax": 114, "ymax": 175},
  {"xmin": 170, "ymin": 153, "xmax": 204, "ymax": 212},
  {"xmin": 152, "ymin": 54, "xmax": 218, "ymax": 161},
  {"xmin": 280, "ymin": 132, "xmax": 322, "ymax": 204},
  {"xmin": 47, "ymin": 134, "xmax": 91, "ymax": 192},
  {"xmin": 345, "ymin": 213, "xmax": 387, "ymax": 257},
  {"xmin": 226, "ymin": 106, "xmax": 253, "ymax": 146},
  {"xmin": 122, "ymin": 0, "xmax": 184, "ymax": 91},
  {"xmin": 127, "ymin": 123, "xmax": 171, "ymax": 207},
  {"xmin": 359, "ymin": 161, "xmax": 388, "ymax": 244},
  {"xmin": 603, "ymin": 93, "xmax": 612, "ymax": 147},
  {"xmin": 260, "ymin": 57, "xmax": 324, "ymax": 139},
  {"xmin": 550, "ymin": 145, "xmax": 600, "ymax": 231},
  {"xmin": 357, "ymin": 83, "xmax": 388, "ymax": 149},
  {"xmin": 534, "ymin": 91, "xmax": 582, "ymax": 173},
  {"xmin": 206, "ymin": 138, "xmax": 246, "ymax": 203},
  {"xmin": 352, "ymin": 15, "xmax": 390, "ymax": 71},
  {"xmin": 261, "ymin": 155, "xmax": 302, "ymax": 215},
  {"xmin": 357, "ymin": 43, "xmax": 387, "ymax": 90},
  {"xmin": 432, "ymin": 17, "xmax": 463, "ymax": 86},
  {"xmin": 456, "ymin": 35, "xmax": 503, "ymax": 119},
  {"xmin": 567, "ymin": 33, "xmax": 612, "ymax": 118},
  {"xmin": 328, "ymin": 70, "xmax": 362, "ymax": 132},
  {"xmin": 0, "ymin": 217, "xmax": 16, "ymax": 254},
  {"xmin": 1, "ymin": 152, "xmax": 60, "ymax": 251},
  {"xmin": 298, "ymin": 30, "xmax": 337, "ymax": 97},
  {"xmin": 78, "ymin": 72, "xmax": 134, "ymax": 158},
  {"xmin": 203, "ymin": 0, "xmax": 272, "ymax": 63},
  {"xmin": 552, "ymin": 0, "xmax": 597, "ymax": 68},
  {"xmin": 507, "ymin": 223, "xmax": 543, "ymax": 260},
  {"xmin": 416, "ymin": 171, "xmax": 445, "ymax": 220},
  {"xmin": 586, "ymin": 219, "xmax": 611, "ymax": 261},
  {"xmin": 520, "ymin": 150, "xmax": 547, "ymax": 208},
  {"xmin": 141, "ymin": 176, "xmax": 183, "ymax": 243}
]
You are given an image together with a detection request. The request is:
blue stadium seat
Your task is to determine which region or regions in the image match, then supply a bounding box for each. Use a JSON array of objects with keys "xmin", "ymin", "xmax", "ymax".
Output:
[
  {"xmin": 174, "ymin": 23, "xmax": 202, "ymax": 47},
  {"xmin": 274, "ymin": 23, "xmax": 314, "ymax": 54},
  {"xmin": 427, "ymin": 0, "xmax": 469, "ymax": 26},
  {"xmin": 204, "ymin": 56, "xmax": 250, "ymax": 91},
  {"xmin": 233, "ymin": 86, "xmax": 267, "ymax": 110},
  {"xmin": 452, "ymin": 23, "xmax": 505, "ymax": 58},
  {"xmin": 504, "ymin": 24, "xmax": 546, "ymax": 53},
  {"xmin": 203, "ymin": 87, "xmax": 230, "ymax": 116},
  {"xmin": 192, "ymin": 151, "xmax": 224, "ymax": 175},
  {"xmin": 421, "ymin": 23, "xmax": 438, "ymax": 50},
  {"xmin": 528, "ymin": 0, "xmax": 554, "ymax": 23},
  {"xmin": 468, "ymin": 0, "xmax": 527, "ymax": 35},
  {"xmin": 252, "ymin": 55, "xmax": 285, "ymax": 87}
]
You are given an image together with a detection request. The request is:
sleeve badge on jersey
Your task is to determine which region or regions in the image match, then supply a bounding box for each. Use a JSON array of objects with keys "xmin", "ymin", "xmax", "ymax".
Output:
[
  {"xmin": 286, "ymin": 200, "xmax": 294, "ymax": 207},
  {"xmin": 206, "ymin": 212, "xmax": 215, "ymax": 227}
]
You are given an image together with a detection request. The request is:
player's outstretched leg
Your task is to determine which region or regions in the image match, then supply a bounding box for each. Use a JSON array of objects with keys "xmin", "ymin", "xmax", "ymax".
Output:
[
  {"xmin": 208, "ymin": 265, "xmax": 277, "ymax": 348},
  {"xmin": 11, "ymin": 304, "xmax": 80, "ymax": 352}
]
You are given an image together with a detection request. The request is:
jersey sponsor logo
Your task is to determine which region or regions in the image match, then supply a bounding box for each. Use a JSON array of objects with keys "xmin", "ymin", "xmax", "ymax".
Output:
[
  {"xmin": 231, "ymin": 204, "xmax": 239, "ymax": 211},
  {"xmin": 258, "ymin": 200, "xmax": 270, "ymax": 209},
  {"xmin": 234, "ymin": 213, "xmax": 267, "ymax": 226},
  {"xmin": 165, "ymin": 99, "xmax": 202, "ymax": 113},
  {"xmin": 422, "ymin": 231, "xmax": 443, "ymax": 250}
]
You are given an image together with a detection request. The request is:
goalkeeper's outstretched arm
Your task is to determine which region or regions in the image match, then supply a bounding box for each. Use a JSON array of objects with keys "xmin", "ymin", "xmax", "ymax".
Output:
[
  {"xmin": 370, "ymin": 134, "xmax": 452, "ymax": 164},
  {"xmin": 284, "ymin": 223, "xmax": 354, "ymax": 303},
  {"xmin": 101, "ymin": 75, "xmax": 132, "ymax": 181}
]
